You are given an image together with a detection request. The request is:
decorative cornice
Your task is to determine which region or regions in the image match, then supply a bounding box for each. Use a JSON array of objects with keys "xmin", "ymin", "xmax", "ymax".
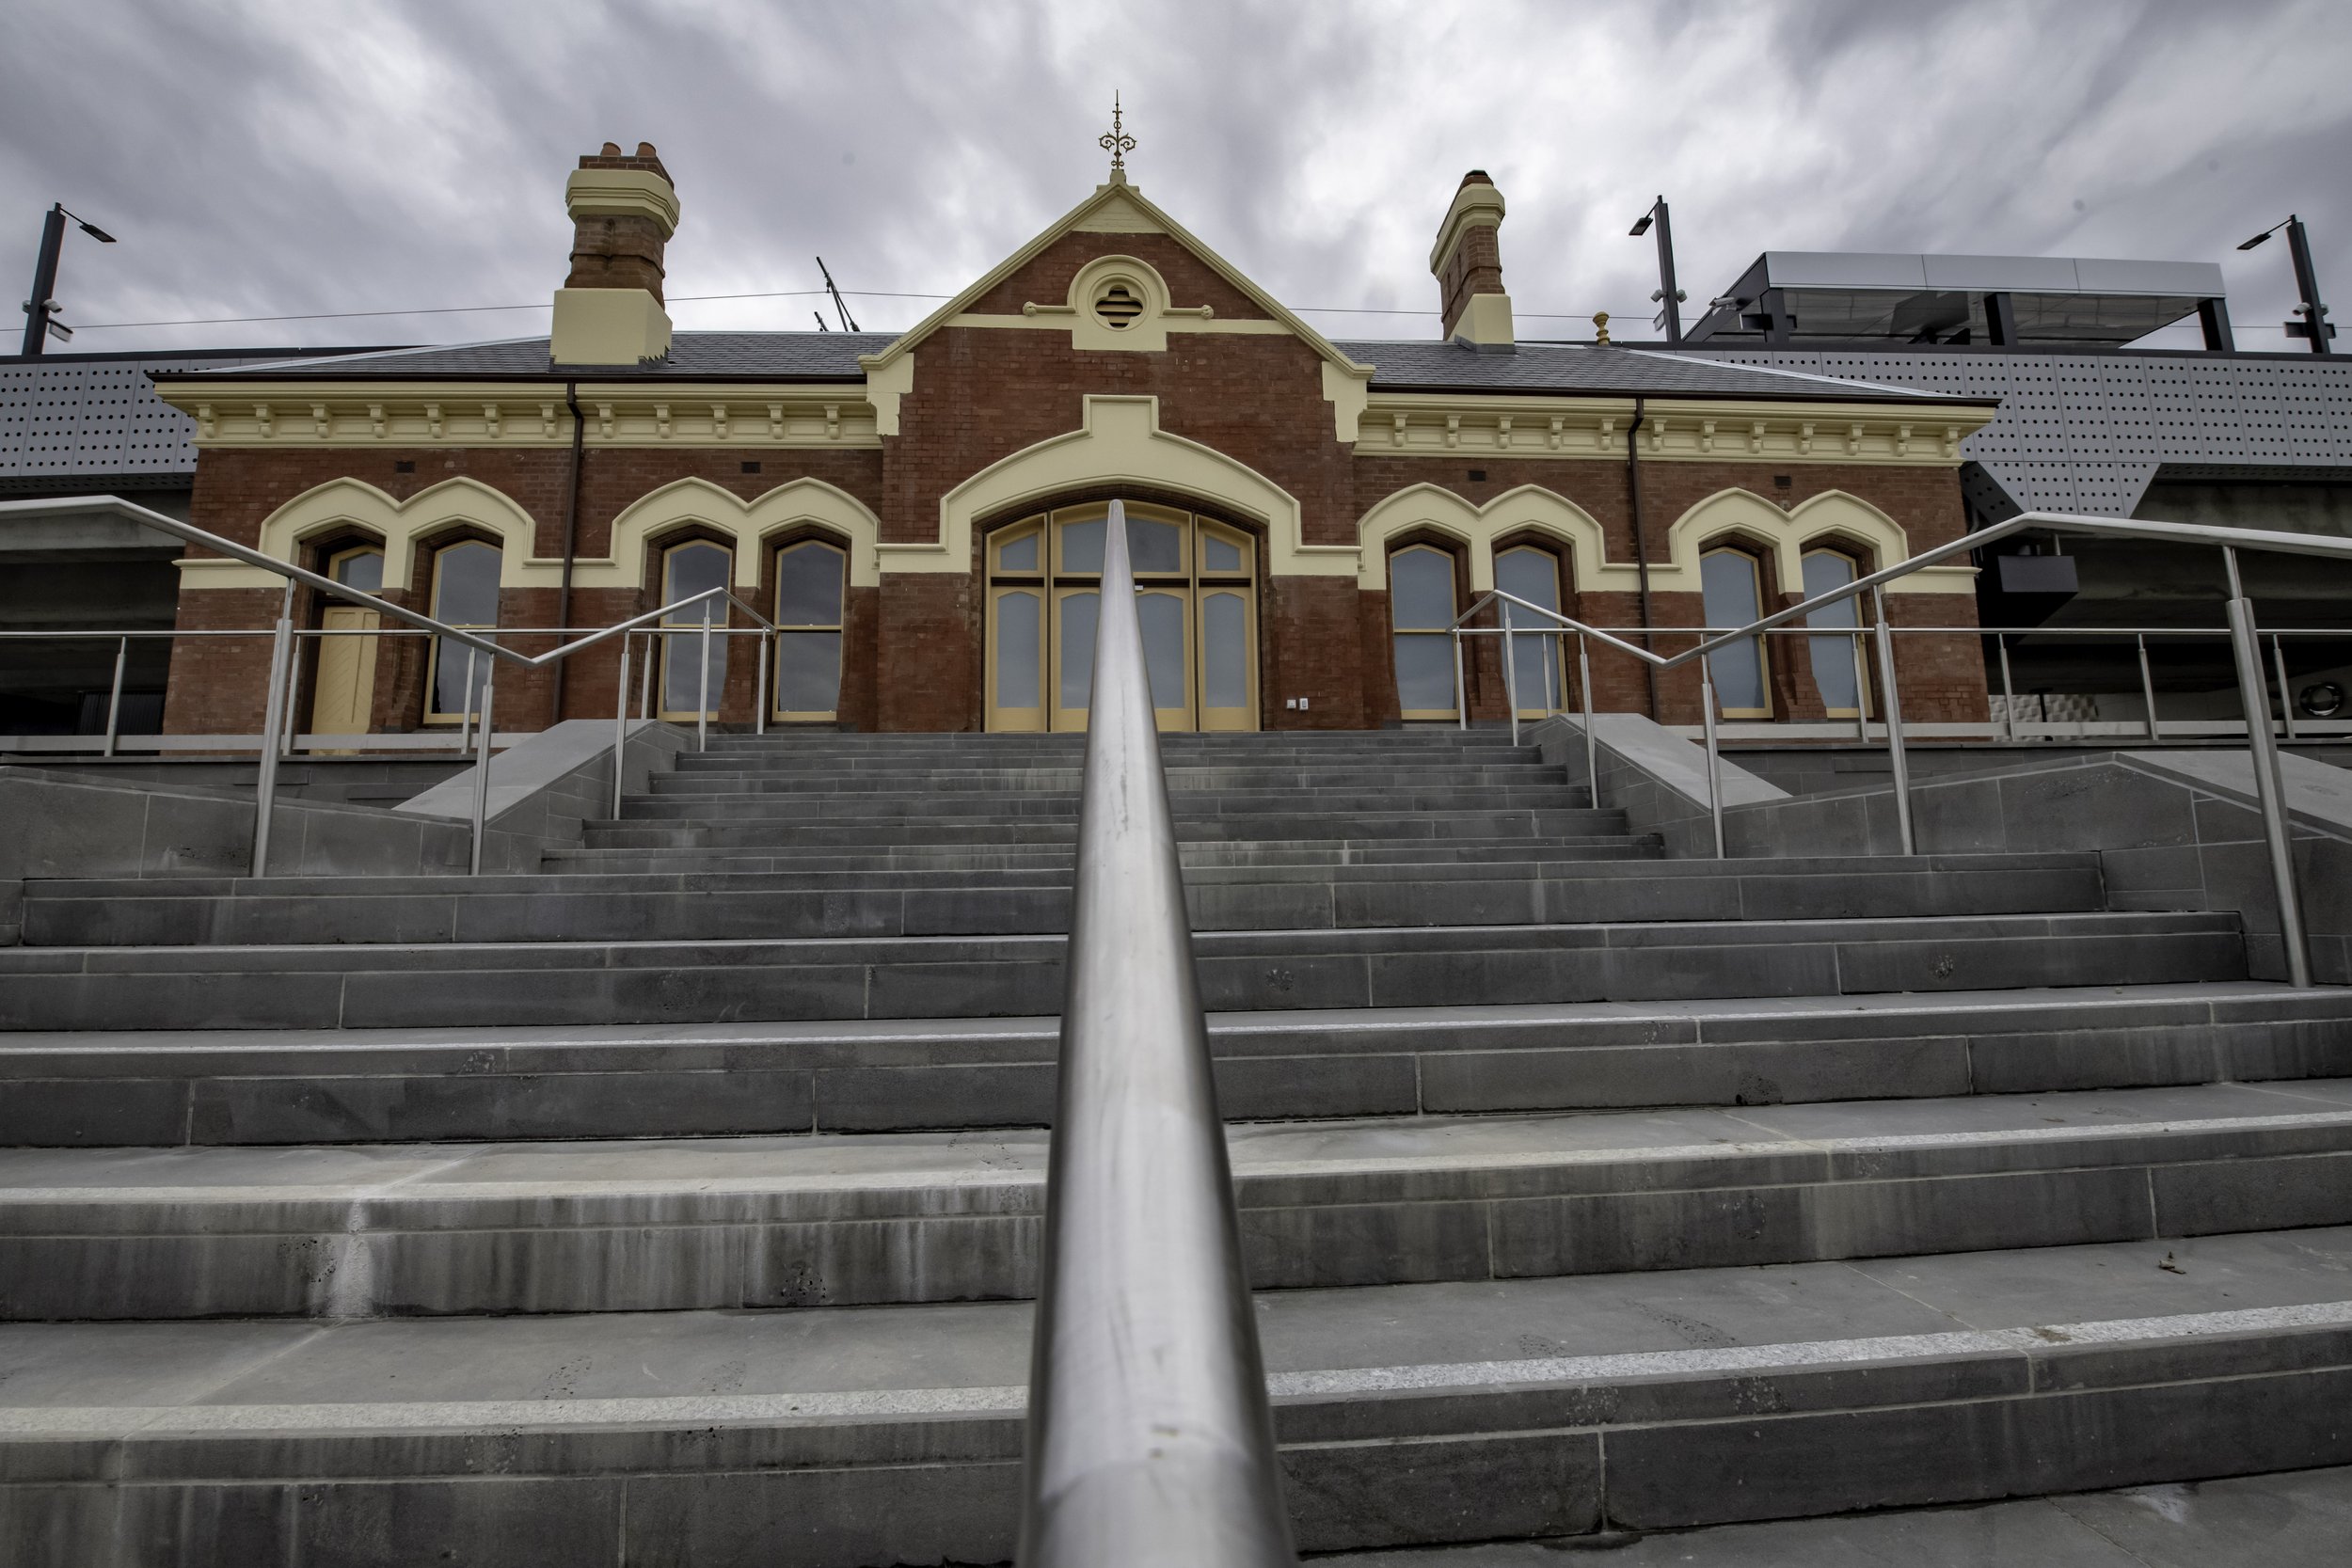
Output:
[
  {"xmin": 151, "ymin": 380, "xmax": 880, "ymax": 450},
  {"xmin": 1355, "ymin": 392, "xmax": 1997, "ymax": 466}
]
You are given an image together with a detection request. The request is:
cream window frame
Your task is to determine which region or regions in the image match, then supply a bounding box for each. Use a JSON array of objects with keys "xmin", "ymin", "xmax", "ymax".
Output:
[
  {"xmin": 1699, "ymin": 544, "xmax": 1774, "ymax": 721},
  {"xmin": 421, "ymin": 538, "xmax": 501, "ymax": 725},
  {"xmin": 1389, "ymin": 543, "xmax": 1462, "ymax": 722},
  {"xmin": 657, "ymin": 539, "xmax": 735, "ymax": 722},
  {"xmin": 771, "ymin": 538, "xmax": 848, "ymax": 722},
  {"xmin": 1800, "ymin": 546, "xmax": 1871, "ymax": 721}
]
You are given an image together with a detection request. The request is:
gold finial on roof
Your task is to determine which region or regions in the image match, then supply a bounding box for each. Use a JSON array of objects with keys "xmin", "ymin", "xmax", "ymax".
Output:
[
  {"xmin": 1592, "ymin": 311, "xmax": 1612, "ymax": 345},
  {"xmin": 1100, "ymin": 91, "xmax": 1136, "ymax": 179}
]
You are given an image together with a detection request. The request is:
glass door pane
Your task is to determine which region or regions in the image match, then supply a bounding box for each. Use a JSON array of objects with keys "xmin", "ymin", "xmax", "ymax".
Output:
[
  {"xmin": 1700, "ymin": 548, "xmax": 1769, "ymax": 716},
  {"xmin": 660, "ymin": 541, "xmax": 732, "ymax": 718},
  {"xmin": 1138, "ymin": 589, "xmax": 1193, "ymax": 730},
  {"xmin": 1200, "ymin": 590, "xmax": 1253, "ymax": 731},
  {"xmin": 991, "ymin": 588, "xmax": 1045, "ymax": 732},
  {"xmin": 1054, "ymin": 589, "xmax": 1099, "ymax": 730}
]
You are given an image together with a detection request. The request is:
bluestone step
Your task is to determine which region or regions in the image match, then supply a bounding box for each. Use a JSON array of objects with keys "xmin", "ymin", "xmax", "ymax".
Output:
[
  {"xmin": 0, "ymin": 911, "xmax": 2249, "ymax": 1031},
  {"xmin": 4, "ymin": 1228, "xmax": 2348, "ymax": 1560},
  {"xmin": 7, "ymin": 984, "xmax": 2343, "ymax": 1148},
  {"xmin": 8, "ymin": 1077, "xmax": 2349, "ymax": 1318}
]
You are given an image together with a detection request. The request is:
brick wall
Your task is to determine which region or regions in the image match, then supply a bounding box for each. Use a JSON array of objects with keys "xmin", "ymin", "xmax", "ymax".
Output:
[{"xmin": 166, "ymin": 242, "xmax": 1983, "ymax": 736}]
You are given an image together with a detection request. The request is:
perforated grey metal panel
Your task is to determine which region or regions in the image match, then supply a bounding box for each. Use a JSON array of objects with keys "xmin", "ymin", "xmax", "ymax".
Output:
[
  {"xmin": 0, "ymin": 354, "xmax": 301, "ymax": 482},
  {"xmin": 1680, "ymin": 348, "xmax": 2352, "ymax": 516}
]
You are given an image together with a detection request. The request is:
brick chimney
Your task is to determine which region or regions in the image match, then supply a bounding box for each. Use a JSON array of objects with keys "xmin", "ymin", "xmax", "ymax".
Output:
[
  {"xmin": 1429, "ymin": 170, "xmax": 1514, "ymax": 351},
  {"xmin": 550, "ymin": 141, "xmax": 680, "ymax": 366}
]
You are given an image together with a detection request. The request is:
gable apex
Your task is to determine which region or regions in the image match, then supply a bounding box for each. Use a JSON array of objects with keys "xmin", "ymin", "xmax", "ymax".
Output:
[{"xmin": 859, "ymin": 177, "xmax": 1373, "ymax": 382}]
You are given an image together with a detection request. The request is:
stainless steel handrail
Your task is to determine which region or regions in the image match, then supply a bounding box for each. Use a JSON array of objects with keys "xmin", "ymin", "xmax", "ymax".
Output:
[
  {"xmin": 1444, "ymin": 511, "xmax": 2352, "ymax": 989},
  {"xmin": 1019, "ymin": 500, "xmax": 1296, "ymax": 1568},
  {"xmin": 0, "ymin": 495, "xmax": 779, "ymax": 875}
]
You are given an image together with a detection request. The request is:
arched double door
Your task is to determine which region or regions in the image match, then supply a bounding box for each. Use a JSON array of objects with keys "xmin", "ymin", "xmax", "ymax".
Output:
[{"xmin": 986, "ymin": 503, "xmax": 1258, "ymax": 732}]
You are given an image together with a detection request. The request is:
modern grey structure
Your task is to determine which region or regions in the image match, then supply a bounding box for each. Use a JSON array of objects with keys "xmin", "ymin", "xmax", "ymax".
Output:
[
  {"xmin": 1616, "ymin": 250, "xmax": 2352, "ymax": 720},
  {"xmin": 0, "ymin": 348, "xmax": 392, "ymax": 735}
]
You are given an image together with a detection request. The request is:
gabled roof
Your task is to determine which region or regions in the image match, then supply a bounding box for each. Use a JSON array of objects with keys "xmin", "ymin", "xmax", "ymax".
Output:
[{"xmin": 855, "ymin": 173, "xmax": 1374, "ymax": 379}]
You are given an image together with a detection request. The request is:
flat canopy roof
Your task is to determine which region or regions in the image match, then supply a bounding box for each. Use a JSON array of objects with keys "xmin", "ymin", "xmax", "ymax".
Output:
[{"xmin": 1688, "ymin": 251, "xmax": 2228, "ymax": 347}]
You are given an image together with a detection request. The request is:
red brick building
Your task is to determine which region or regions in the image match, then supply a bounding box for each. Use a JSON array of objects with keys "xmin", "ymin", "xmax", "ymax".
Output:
[{"xmin": 154, "ymin": 143, "xmax": 1996, "ymax": 738}]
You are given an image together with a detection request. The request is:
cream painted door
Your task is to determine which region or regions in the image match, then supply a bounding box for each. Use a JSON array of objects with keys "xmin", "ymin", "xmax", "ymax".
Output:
[
  {"xmin": 1198, "ymin": 588, "xmax": 1254, "ymax": 731},
  {"xmin": 310, "ymin": 606, "xmax": 380, "ymax": 747}
]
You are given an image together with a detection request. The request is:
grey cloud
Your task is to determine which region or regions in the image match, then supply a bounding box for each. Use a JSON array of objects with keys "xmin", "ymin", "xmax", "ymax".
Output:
[{"xmin": 0, "ymin": 0, "xmax": 2342, "ymax": 354}]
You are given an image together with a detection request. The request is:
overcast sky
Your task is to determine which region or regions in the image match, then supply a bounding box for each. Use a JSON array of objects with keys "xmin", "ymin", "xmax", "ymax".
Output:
[{"xmin": 3, "ymin": 0, "xmax": 2345, "ymax": 355}]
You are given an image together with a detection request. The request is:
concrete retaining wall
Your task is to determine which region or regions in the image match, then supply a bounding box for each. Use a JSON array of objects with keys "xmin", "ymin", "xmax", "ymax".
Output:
[{"xmin": 0, "ymin": 721, "xmax": 688, "ymax": 893}]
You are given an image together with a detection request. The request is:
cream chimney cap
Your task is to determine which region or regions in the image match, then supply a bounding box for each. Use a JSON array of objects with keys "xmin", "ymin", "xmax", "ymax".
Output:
[{"xmin": 564, "ymin": 167, "xmax": 680, "ymax": 237}]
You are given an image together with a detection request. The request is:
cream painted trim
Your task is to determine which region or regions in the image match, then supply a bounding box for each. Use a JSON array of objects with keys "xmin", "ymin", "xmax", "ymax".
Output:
[
  {"xmin": 596, "ymin": 476, "xmax": 882, "ymax": 589},
  {"xmin": 905, "ymin": 393, "xmax": 1354, "ymax": 578},
  {"xmin": 1357, "ymin": 483, "xmax": 1619, "ymax": 594},
  {"xmin": 151, "ymin": 380, "xmax": 882, "ymax": 450},
  {"xmin": 1323, "ymin": 361, "xmax": 1370, "ymax": 447},
  {"xmin": 864, "ymin": 353, "xmax": 914, "ymax": 437},
  {"xmin": 946, "ymin": 312, "xmax": 1292, "ymax": 337},
  {"xmin": 1358, "ymin": 392, "xmax": 1997, "ymax": 466},
  {"xmin": 564, "ymin": 167, "xmax": 679, "ymax": 234},
  {"xmin": 1665, "ymin": 488, "xmax": 1979, "ymax": 595},
  {"xmin": 178, "ymin": 473, "xmax": 882, "ymax": 593},
  {"xmin": 1348, "ymin": 481, "xmax": 1976, "ymax": 598},
  {"xmin": 857, "ymin": 175, "xmax": 1373, "ymax": 381},
  {"xmin": 1428, "ymin": 181, "xmax": 1506, "ymax": 275},
  {"xmin": 174, "ymin": 476, "xmax": 543, "ymax": 591}
]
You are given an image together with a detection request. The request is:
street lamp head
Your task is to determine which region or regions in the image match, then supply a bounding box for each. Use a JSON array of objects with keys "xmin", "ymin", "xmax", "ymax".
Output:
[
  {"xmin": 1629, "ymin": 213, "xmax": 1653, "ymax": 237},
  {"xmin": 2239, "ymin": 215, "xmax": 2296, "ymax": 252},
  {"xmin": 76, "ymin": 221, "xmax": 116, "ymax": 245}
]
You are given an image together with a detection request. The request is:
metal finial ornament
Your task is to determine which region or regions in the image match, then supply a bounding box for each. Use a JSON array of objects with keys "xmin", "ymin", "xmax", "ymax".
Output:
[{"xmin": 1100, "ymin": 91, "xmax": 1136, "ymax": 176}]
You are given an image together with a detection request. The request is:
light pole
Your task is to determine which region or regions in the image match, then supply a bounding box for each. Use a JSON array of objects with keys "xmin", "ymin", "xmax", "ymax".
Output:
[
  {"xmin": 2238, "ymin": 214, "xmax": 2334, "ymax": 356},
  {"xmin": 19, "ymin": 202, "xmax": 117, "ymax": 356},
  {"xmin": 1629, "ymin": 196, "xmax": 1686, "ymax": 342}
]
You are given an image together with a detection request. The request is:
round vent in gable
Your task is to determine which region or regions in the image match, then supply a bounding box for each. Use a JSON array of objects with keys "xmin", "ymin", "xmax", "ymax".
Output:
[{"xmin": 1092, "ymin": 281, "xmax": 1145, "ymax": 329}]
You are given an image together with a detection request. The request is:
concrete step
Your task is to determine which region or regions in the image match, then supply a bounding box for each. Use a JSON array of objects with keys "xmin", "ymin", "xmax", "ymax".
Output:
[
  {"xmin": 17, "ymin": 854, "xmax": 2109, "ymax": 946},
  {"xmin": 5, "ymin": 1077, "xmax": 2349, "ymax": 1321},
  {"xmin": 616, "ymin": 785, "xmax": 1597, "ymax": 818},
  {"xmin": 579, "ymin": 808, "xmax": 1633, "ymax": 847},
  {"xmin": 7, "ymin": 984, "xmax": 2345, "ymax": 1148},
  {"xmin": 665, "ymin": 761, "xmax": 1564, "ymax": 788},
  {"xmin": 5, "ymin": 1227, "xmax": 2347, "ymax": 1560},
  {"xmin": 0, "ymin": 911, "xmax": 2248, "ymax": 1031},
  {"xmin": 537, "ymin": 836, "xmax": 1669, "ymax": 876}
]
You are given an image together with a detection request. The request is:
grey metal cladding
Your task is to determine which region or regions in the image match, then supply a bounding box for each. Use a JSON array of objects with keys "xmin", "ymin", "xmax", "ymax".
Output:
[
  {"xmin": 0, "ymin": 354, "xmax": 299, "ymax": 481},
  {"xmin": 1678, "ymin": 347, "xmax": 2352, "ymax": 517}
]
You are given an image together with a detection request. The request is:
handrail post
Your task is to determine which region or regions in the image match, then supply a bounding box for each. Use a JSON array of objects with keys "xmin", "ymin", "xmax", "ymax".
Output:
[
  {"xmin": 2272, "ymin": 634, "xmax": 2298, "ymax": 742},
  {"xmin": 1577, "ymin": 635, "xmax": 1597, "ymax": 802},
  {"xmin": 639, "ymin": 627, "xmax": 656, "ymax": 721},
  {"xmin": 1851, "ymin": 630, "xmax": 1870, "ymax": 743},
  {"xmin": 612, "ymin": 633, "xmax": 632, "ymax": 819},
  {"xmin": 2137, "ymin": 635, "xmax": 2162, "ymax": 743},
  {"xmin": 458, "ymin": 647, "xmax": 477, "ymax": 754},
  {"xmin": 280, "ymin": 631, "xmax": 303, "ymax": 760},
  {"xmin": 1997, "ymin": 633, "xmax": 2017, "ymax": 741},
  {"xmin": 1699, "ymin": 652, "xmax": 1725, "ymax": 858},
  {"xmin": 469, "ymin": 667, "xmax": 497, "ymax": 877},
  {"xmin": 2223, "ymin": 548, "xmax": 2312, "ymax": 988},
  {"xmin": 102, "ymin": 635, "xmax": 127, "ymax": 757},
  {"xmin": 249, "ymin": 584, "xmax": 295, "ymax": 877},
  {"xmin": 1019, "ymin": 500, "xmax": 1295, "ymax": 1568},
  {"xmin": 1503, "ymin": 621, "xmax": 1521, "ymax": 747},
  {"xmin": 755, "ymin": 628, "xmax": 771, "ymax": 736},
  {"xmin": 696, "ymin": 614, "xmax": 712, "ymax": 750},
  {"xmin": 1871, "ymin": 588, "xmax": 1917, "ymax": 855},
  {"xmin": 1452, "ymin": 628, "xmax": 1467, "ymax": 731}
]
